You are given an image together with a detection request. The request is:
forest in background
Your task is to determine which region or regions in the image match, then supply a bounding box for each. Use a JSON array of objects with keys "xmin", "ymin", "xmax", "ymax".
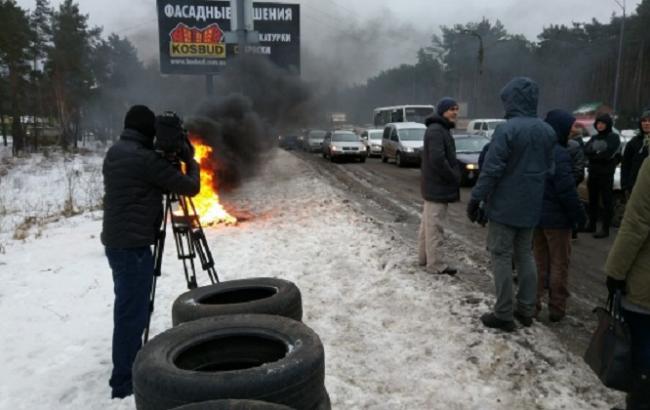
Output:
[{"xmin": 1, "ymin": 0, "xmax": 649, "ymax": 154}]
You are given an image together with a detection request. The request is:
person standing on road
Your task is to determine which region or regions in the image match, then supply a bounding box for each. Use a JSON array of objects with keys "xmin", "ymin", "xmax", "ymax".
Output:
[
  {"xmin": 102, "ymin": 106, "xmax": 200, "ymax": 399},
  {"xmin": 621, "ymin": 109, "xmax": 650, "ymax": 196},
  {"xmin": 534, "ymin": 109, "xmax": 587, "ymax": 322},
  {"xmin": 605, "ymin": 157, "xmax": 650, "ymax": 410},
  {"xmin": 467, "ymin": 77, "xmax": 556, "ymax": 332},
  {"xmin": 567, "ymin": 121, "xmax": 587, "ymax": 240},
  {"xmin": 418, "ymin": 97, "xmax": 461, "ymax": 275},
  {"xmin": 583, "ymin": 113, "xmax": 621, "ymax": 239}
]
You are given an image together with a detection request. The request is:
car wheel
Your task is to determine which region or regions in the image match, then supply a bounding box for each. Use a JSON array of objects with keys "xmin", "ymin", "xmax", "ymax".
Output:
[
  {"xmin": 381, "ymin": 151, "xmax": 388, "ymax": 163},
  {"xmin": 172, "ymin": 277, "xmax": 303, "ymax": 326},
  {"xmin": 396, "ymin": 152, "xmax": 404, "ymax": 167},
  {"xmin": 360, "ymin": 156, "xmax": 366, "ymax": 163},
  {"xmin": 133, "ymin": 314, "xmax": 326, "ymax": 410}
]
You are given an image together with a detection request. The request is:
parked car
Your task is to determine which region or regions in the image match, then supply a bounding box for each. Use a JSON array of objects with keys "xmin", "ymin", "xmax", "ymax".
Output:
[
  {"xmin": 278, "ymin": 133, "xmax": 301, "ymax": 150},
  {"xmin": 303, "ymin": 129, "xmax": 327, "ymax": 152},
  {"xmin": 453, "ymin": 134, "xmax": 490, "ymax": 186},
  {"xmin": 381, "ymin": 122, "xmax": 426, "ymax": 167},
  {"xmin": 322, "ymin": 130, "xmax": 367, "ymax": 162},
  {"xmin": 466, "ymin": 119, "xmax": 506, "ymax": 138},
  {"xmin": 360, "ymin": 128, "xmax": 383, "ymax": 157}
]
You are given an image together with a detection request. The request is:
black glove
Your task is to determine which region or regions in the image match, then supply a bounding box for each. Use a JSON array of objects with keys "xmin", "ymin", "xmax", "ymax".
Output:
[
  {"xmin": 179, "ymin": 138, "xmax": 195, "ymax": 163},
  {"xmin": 467, "ymin": 198, "xmax": 481, "ymax": 223},
  {"xmin": 477, "ymin": 202, "xmax": 488, "ymax": 227},
  {"xmin": 606, "ymin": 276, "xmax": 626, "ymax": 295}
]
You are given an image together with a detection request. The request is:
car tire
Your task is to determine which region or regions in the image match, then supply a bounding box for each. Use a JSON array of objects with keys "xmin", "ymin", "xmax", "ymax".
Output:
[
  {"xmin": 381, "ymin": 152, "xmax": 388, "ymax": 163},
  {"xmin": 134, "ymin": 314, "xmax": 325, "ymax": 410},
  {"xmin": 359, "ymin": 156, "xmax": 366, "ymax": 163},
  {"xmin": 171, "ymin": 399, "xmax": 294, "ymax": 410},
  {"xmin": 172, "ymin": 278, "xmax": 302, "ymax": 326},
  {"xmin": 396, "ymin": 152, "xmax": 404, "ymax": 167}
]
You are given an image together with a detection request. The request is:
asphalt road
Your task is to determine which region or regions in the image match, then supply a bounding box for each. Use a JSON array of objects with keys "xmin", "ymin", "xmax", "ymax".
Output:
[{"xmin": 293, "ymin": 149, "xmax": 616, "ymax": 357}]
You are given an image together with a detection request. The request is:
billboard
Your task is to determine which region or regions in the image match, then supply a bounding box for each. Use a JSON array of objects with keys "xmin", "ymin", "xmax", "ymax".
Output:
[{"xmin": 156, "ymin": 1, "xmax": 300, "ymax": 75}]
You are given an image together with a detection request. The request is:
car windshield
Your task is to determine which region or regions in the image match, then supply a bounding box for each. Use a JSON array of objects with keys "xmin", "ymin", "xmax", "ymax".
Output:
[
  {"xmin": 488, "ymin": 121, "xmax": 505, "ymax": 130},
  {"xmin": 332, "ymin": 132, "xmax": 359, "ymax": 142},
  {"xmin": 399, "ymin": 128, "xmax": 425, "ymax": 141},
  {"xmin": 368, "ymin": 131, "xmax": 383, "ymax": 141},
  {"xmin": 455, "ymin": 136, "xmax": 489, "ymax": 153},
  {"xmin": 405, "ymin": 108, "xmax": 434, "ymax": 123},
  {"xmin": 309, "ymin": 130, "xmax": 326, "ymax": 140}
]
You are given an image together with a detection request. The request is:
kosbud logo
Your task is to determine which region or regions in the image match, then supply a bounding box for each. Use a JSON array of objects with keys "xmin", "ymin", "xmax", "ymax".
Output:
[{"xmin": 169, "ymin": 23, "xmax": 226, "ymax": 58}]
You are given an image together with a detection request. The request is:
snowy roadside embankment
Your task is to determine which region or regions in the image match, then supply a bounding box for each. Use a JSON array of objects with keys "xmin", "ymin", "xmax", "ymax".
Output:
[{"xmin": 0, "ymin": 147, "xmax": 622, "ymax": 409}]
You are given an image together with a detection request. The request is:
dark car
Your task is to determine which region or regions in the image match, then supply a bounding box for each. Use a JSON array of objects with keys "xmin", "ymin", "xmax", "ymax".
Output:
[
  {"xmin": 279, "ymin": 133, "xmax": 301, "ymax": 150},
  {"xmin": 454, "ymin": 134, "xmax": 489, "ymax": 186}
]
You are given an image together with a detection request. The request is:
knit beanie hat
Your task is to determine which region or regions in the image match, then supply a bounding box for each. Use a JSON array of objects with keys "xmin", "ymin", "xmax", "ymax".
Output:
[
  {"xmin": 124, "ymin": 105, "xmax": 156, "ymax": 139},
  {"xmin": 436, "ymin": 97, "xmax": 458, "ymax": 116}
]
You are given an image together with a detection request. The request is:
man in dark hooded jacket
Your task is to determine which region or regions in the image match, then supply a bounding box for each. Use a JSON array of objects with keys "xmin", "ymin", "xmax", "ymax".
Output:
[
  {"xmin": 467, "ymin": 77, "xmax": 556, "ymax": 331},
  {"xmin": 418, "ymin": 97, "xmax": 461, "ymax": 274},
  {"xmin": 621, "ymin": 109, "xmax": 650, "ymax": 195},
  {"xmin": 583, "ymin": 113, "xmax": 621, "ymax": 238},
  {"xmin": 534, "ymin": 109, "xmax": 587, "ymax": 322},
  {"xmin": 102, "ymin": 105, "xmax": 200, "ymax": 399}
]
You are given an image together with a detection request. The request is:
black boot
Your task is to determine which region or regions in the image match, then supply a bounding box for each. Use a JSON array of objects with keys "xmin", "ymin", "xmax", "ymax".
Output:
[{"xmin": 626, "ymin": 373, "xmax": 650, "ymax": 410}]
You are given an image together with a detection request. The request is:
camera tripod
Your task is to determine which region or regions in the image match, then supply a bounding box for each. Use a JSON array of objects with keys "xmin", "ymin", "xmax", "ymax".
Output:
[{"xmin": 143, "ymin": 192, "xmax": 220, "ymax": 342}]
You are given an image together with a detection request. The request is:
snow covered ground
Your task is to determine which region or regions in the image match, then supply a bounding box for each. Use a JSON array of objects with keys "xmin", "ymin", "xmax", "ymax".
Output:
[{"xmin": 0, "ymin": 145, "xmax": 624, "ymax": 409}]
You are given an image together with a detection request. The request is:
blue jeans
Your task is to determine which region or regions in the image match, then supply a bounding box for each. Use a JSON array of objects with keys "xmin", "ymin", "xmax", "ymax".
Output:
[
  {"xmin": 487, "ymin": 221, "xmax": 537, "ymax": 321},
  {"xmin": 105, "ymin": 246, "xmax": 154, "ymax": 397}
]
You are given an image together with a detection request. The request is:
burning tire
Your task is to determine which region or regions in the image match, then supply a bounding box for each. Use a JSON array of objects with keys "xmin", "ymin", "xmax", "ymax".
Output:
[
  {"xmin": 171, "ymin": 278, "xmax": 302, "ymax": 326},
  {"xmin": 133, "ymin": 314, "xmax": 326, "ymax": 410}
]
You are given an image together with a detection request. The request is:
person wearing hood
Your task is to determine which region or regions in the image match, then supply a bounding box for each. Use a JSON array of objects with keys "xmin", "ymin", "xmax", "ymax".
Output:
[
  {"xmin": 102, "ymin": 106, "xmax": 200, "ymax": 399},
  {"xmin": 583, "ymin": 113, "xmax": 621, "ymax": 238},
  {"xmin": 605, "ymin": 157, "xmax": 650, "ymax": 410},
  {"xmin": 534, "ymin": 109, "xmax": 587, "ymax": 322},
  {"xmin": 418, "ymin": 97, "xmax": 461, "ymax": 275},
  {"xmin": 621, "ymin": 109, "xmax": 650, "ymax": 195},
  {"xmin": 467, "ymin": 77, "xmax": 556, "ymax": 332}
]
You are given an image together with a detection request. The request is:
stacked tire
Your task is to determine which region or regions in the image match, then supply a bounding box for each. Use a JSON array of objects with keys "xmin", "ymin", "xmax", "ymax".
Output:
[{"xmin": 133, "ymin": 278, "xmax": 329, "ymax": 410}]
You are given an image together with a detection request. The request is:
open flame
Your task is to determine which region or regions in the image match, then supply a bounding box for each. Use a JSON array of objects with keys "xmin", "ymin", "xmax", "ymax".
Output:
[{"xmin": 186, "ymin": 134, "xmax": 237, "ymax": 226}]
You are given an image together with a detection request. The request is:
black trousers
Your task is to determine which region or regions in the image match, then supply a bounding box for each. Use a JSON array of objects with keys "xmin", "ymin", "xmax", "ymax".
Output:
[{"xmin": 587, "ymin": 171, "xmax": 614, "ymax": 229}]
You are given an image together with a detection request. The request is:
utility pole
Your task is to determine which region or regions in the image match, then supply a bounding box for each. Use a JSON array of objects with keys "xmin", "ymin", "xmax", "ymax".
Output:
[{"xmin": 612, "ymin": 0, "xmax": 626, "ymax": 122}]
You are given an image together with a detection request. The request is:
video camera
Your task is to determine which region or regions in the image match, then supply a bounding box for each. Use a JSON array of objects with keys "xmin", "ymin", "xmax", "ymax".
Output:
[{"xmin": 154, "ymin": 111, "xmax": 191, "ymax": 157}]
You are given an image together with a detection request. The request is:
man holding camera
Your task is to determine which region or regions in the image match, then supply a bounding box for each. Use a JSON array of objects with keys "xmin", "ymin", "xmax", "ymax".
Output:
[{"xmin": 101, "ymin": 105, "xmax": 200, "ymax": 399}]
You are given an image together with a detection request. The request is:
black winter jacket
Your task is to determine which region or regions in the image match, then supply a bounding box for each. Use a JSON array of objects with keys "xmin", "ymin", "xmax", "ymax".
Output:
[
  {"xmin": 420, "ymin": 114, "xmax": 460, "ymax": 203},
  {"xmin": 584, "ymin": 115, "xmax": 621, "ymax": 176},
  {"xmin": 101, "ymin": 129, "xmax": 200, "ymax": 248},
  {"xmin": 621, "ymin": 134, "xmax": 649, "ymax": 192}
]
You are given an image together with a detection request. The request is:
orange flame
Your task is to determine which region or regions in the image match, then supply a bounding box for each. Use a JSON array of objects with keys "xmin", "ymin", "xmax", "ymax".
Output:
[{"xmin": 187, "ymin": 135, "xmax": 237, "ymax": 226}]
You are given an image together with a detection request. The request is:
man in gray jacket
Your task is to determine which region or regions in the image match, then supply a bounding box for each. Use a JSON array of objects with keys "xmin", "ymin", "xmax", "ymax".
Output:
[
  {"xmin": 418, "ymin": 97, "xmax": 461, "ymax": 275},
  {"xmin": 467, "ymin": 77, "xmax": 556, "ymax": 331}
]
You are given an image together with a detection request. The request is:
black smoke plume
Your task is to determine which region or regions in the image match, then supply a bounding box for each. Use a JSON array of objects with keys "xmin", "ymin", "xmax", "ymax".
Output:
[{"xmin": 185, "ymin": 55, "xmax": 319, "ymax": 192}]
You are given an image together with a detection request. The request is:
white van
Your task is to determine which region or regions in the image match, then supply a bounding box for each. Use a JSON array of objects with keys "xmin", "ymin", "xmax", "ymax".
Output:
[
  {"xmin": 466, "ymin": 119, "xmax": 506, "ymax": 138},
  {"xmin": 381, "ymin": 122, "xmax": 427, "ymax": 167}
]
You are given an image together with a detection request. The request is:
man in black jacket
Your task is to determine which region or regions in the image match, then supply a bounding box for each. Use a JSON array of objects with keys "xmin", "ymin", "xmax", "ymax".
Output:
[
  {"xmin": 418, "ymin": 97, "xmax": 461, "ymax": 275},
  {"xmin": 583, "ymin": 113, "xmax": 621, "ymax": 238},
  {"xmin": 621, "ymin": 109, "xmax": 650, "ymax": 196},
  {"xmin": 102, "ymin": 105, "xmax": 200, "ymax": 399}
]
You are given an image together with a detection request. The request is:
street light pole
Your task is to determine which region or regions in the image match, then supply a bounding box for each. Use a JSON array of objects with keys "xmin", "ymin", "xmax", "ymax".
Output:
[{"xmin": 612, "ymin": 0, "xmax": 626, "ymax": 121}]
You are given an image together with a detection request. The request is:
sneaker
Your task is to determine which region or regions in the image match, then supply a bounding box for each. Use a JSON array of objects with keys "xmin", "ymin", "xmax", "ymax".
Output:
[
  {"xmin": 480, "ymin": 312, "xmax": 515, "ymax": 332},
  {"xmin": 514, "ymin": 311, "xmax": 533, "ymax": 327},
  {"xmin": 439, "ymin": 266, "xmax": 457, "ymax": 276}
]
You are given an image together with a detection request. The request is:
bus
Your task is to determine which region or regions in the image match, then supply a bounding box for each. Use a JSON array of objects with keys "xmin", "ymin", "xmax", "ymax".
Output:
[{"xmin": 373, "ymin": 105, "xmax": 435, "ymax": 127}]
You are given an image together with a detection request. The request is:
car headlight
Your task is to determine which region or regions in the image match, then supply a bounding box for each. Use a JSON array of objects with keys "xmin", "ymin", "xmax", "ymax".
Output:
[
  {"xmin": 405, "ymin": 147, "xmax": 414, "ymax": 153},
  {"xmin": 466, "ymin": 163, "xmax": 478, "ymax": 170},
  {"xmin": 331, "ymin": 145, "xmax": 338, "ymax": 151}
]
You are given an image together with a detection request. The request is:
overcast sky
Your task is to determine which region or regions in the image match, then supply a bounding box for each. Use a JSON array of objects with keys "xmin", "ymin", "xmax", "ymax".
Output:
[{"xmin": 15, "ymin": 0, "xmax": 641, "ymax": 83}]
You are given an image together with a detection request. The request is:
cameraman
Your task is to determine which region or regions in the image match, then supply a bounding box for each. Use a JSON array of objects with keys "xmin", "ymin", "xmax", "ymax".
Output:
[{"xmin": 101, "ymin": 105, "xmax": 200, "ymax": 399}]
